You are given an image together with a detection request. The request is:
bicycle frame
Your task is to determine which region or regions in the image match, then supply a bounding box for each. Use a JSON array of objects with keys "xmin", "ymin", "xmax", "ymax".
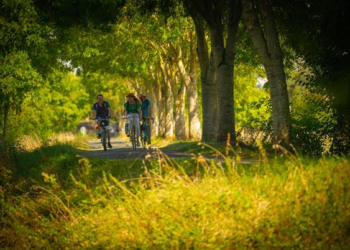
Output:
[
  {"xmin": 128, "ymin": 116, "xmax": 137, "ymax": 151},
  {"xmin": 141, "ymin": 118, "xmax": 150, "ymax": 148},
  {"xmin": 97, "ymin": 118, "xmax": 109, "ymax": 151}
]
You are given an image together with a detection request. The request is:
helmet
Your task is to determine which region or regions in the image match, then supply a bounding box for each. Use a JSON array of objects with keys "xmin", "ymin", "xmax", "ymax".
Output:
[
  {"xmin": 139, "ymin": 93, "xmax": 146, "ymax": 98},
  {"xmin": 126, "ymin": 93, "xmax": 135, "ymax": 98}
]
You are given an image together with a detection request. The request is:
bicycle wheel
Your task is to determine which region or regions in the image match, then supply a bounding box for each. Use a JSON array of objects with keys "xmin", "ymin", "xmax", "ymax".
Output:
[
  {"xmin": 102, "ymin": 128, "xmax": 107, "ymax": 151},
  {"xmin": 147, "ymin": 125, "xmax": 151, "ymax": 145},
  {"xmin": 132, "ymin": 124, "xmax": 136, "ymax": 151},
  {"xmin": 143, "ymin": 126, "xmax": 148, "ymax": 148}
]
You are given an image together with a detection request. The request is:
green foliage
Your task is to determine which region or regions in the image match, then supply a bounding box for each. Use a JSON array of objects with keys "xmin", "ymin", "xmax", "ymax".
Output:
[
  {"xmin": 17, "ymin": 71, "xmax": 90, "ymax": 138},
  {"xmin": 0, "ymin": 52, "xmax": 40, "ymax": 109},
  {"xmin": 234, "ymin": 64, "xmax": 270, "ymax": 130},
  {"xmin": 287, "ymin": 60, "xmax": 336, "ymax": 156},
  {"xmin": 35, "ymin": 0, "xmax": 125, "ymax": 29},
  {"xmin": 0, "ymin": 0, "xmax": 47, "ymax": 54},
  {"xmin": 0, "ymin": 51, "xmax": 41, "ymax": 140}
]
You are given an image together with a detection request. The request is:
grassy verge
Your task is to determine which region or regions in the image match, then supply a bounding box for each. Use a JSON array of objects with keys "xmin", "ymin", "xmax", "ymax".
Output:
[
  {"xmin": 154, "ymin": 138, "xmax": 259, "ymax": 159},
  {"xmin": 1, "ymin": 137, "xmax": 350, "ymax": 249}
]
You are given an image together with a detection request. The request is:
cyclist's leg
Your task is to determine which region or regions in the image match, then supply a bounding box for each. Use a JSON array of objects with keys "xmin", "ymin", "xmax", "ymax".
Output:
[
  {"xmin": 140, "ymin": 119, "xmax": 143, "ymax": 138},
  {"xmin": 127, "ymin": 115, "xmax": 134, "ymax": 136},
  {"xmin": 147, "ymin": 118, "xmax": 152, "ymax": 144},
  {"xmin": 134, "ymin": 116, "xmax": 140, "ymax": 139},
  {"xmin": 95, "ymin": 121, "xmax": 101, "ymax": 138},
  {"xmin": 107, "ymin": 129, "xmax": 111, "ymax": 142}
]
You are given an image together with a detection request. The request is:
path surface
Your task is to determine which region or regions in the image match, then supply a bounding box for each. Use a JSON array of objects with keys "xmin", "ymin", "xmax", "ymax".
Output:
[{"xmin": 78, "ymin": 139, "xmax": 256, "ymax": 164}]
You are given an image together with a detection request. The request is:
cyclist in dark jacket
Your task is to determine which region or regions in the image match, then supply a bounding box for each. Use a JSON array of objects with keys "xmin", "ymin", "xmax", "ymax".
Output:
[{"xmin": 92, "ymin": 94, "xmax": 113, "ymax": 148}]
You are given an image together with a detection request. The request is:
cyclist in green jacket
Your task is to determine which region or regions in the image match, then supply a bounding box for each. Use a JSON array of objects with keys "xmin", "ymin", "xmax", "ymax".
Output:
[{"xmin": 123, "ymin": 93, "xmax": 142, "ymax": 146}]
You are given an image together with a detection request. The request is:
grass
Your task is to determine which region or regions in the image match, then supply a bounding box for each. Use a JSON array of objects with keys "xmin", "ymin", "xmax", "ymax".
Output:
[
  {"xmin": 1, "ymin": 136, "xmax": 350, "ymax": 249},
  {"xmin": 155, "ymin": 138, "xmax": 259, "ymax": 159}
]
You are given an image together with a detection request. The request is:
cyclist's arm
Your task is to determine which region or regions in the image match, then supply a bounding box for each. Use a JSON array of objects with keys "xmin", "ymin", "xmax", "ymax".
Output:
[
  {"xmin": 124, "ymin": 108, "xmax": 127, "ymax": 118},
  {"xmin": 92, "ymin": 110, "xmax": 96, "ymax": 120},
  {"xmin": 139, "ymin": 108, "xmax": 142, "ymax": 120}
]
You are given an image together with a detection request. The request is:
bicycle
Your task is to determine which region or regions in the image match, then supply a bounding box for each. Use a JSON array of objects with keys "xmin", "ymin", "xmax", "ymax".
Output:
[
  {"xmin": 96, "ymin": 117, "xmax": 110, "ymax": 151},
  {"xmin": 140, "ymin": 117, "xmax": 153, "ymax": 149},
  {"xmin": 124, "ymin": 116, "xmax": 138, "ymax": 151}
]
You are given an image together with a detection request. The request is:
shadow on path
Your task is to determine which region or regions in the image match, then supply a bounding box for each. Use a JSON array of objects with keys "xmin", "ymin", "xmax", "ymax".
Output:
[{"xmin": 78, "ymin": 139, "xmax": 257, "ymax": 164}]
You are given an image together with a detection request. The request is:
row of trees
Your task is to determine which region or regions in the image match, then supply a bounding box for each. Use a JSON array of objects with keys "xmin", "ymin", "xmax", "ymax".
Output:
[{"xmin": 1, "ymin": 0, "xmax": 349, "ymax": 155}]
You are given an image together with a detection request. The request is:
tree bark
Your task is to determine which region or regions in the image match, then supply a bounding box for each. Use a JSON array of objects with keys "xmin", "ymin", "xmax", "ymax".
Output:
[
  {"xmin": 192, "ymin": 15, "xmax": 218, "ymax": 142},
  {"xmin": 188, "ymin": 32, "xmax": 202, "ymax": 139},
  {"xmin": 160, "ymin": 60, "xmax": 174, "ymax": 139},
  {"xmin": 175, "ymin": 37, "xmax": 202, "ymax": 139},
  {"xmin": 209, "ymin": 0, "xmax": 242, "ymax": 143},
  {"xmin": 241, "ymin": 0, "xmax": 291, "ymax": 145},
  {"xmin": 149, "ymin": 66, "xmax": 161, "ymax": 137},
  {"xmin": 158, "ymin": 89, "xmax": 166, "ymax": 137},
  {"xmin": 174, "ymin": 79, "xmax": 187, "ymax": 139}
]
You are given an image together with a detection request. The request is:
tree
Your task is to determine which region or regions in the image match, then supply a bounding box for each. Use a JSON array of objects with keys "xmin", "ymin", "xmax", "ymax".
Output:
[
  {"xmin": 186, "ymin": 0, "xmax": 243, "ymax": 143},
  {"xmin": 0, "ymin": 52, "xmax": 40, "ymax": 141},
  {"xmin": 271, "ymin": 0, "xmax": 350, "ymax": 154},
  {"xmin": 0, "ymin": 0, "xmax": 49, "ymax": 142},
  {"xmin": 241, "ymin": 0, "xmax": 291, "ymax": 146}
]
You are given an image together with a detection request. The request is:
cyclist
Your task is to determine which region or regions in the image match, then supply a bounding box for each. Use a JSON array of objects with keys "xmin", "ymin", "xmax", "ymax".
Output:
[
  {"xmin": 123, "ymin": 93, "xmax": 142, "ymax": 146},
  {"xmin": 92, "ymin": 94, "xmax": 113, "ymax": 148},
  {"xmin": 139, "ymin": 93, "xmax": 153, "ymax": 146}
]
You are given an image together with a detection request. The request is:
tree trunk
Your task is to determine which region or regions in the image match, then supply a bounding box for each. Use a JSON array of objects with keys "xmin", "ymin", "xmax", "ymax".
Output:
[
  {"xmin": 188, "ymin": 33, "xmax": 202, "ymax": 139},
  {"xmin": 158, "ymin": 93, "xmax": 166, "ymax": 137},
  {"xmin": 176, "ymin": 37, "xmax": 202, "ymax": 139},
  {"xmin": 149, "ymin": 66, "xmax": 161, "ymax": 137},
  {"xmin": 164, "ymin": 79, "xmax": 174, "ymax": 138},
  {"xmin": 174, "ymin": 80, "xmax": 187, "ymax": 139},
  {"xmin": 160, "ymin": 60, "xmax": 174, "ymax": 139},
  {"xmin": 210, "ymin": 0, "xmax": 242, "ymax": 143},
  {"xmin": 148, "ymin": 80, "xmax": 159, "ymax": 137},
  {"xmin": 241, "ymin": 0, "xmax": 291, "ymax": 145},
  {"xmin": 192, "ymin": 16, "xmax": 218, "ymax": 142}
]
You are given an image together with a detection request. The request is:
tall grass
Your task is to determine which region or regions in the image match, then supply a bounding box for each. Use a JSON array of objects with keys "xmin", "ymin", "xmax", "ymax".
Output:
[{"xmin": 1, "ymin": 139, "xmax": 350, "ymax": 249}]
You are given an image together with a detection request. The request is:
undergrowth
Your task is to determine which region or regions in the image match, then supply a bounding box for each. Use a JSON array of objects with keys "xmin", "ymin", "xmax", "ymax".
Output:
[{"xmin": 1, "ymin": 137, "xmax": 350, "ymax": 249}]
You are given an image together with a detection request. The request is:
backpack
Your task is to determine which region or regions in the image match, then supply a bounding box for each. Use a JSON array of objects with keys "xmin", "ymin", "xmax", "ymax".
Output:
[
  {"xmin": 94, "ymin": 102, "xmax": 109, "ymax": 115},
  {"xmin": 94, "ymin": 101, "xmax": 108, "ymax": 110}
]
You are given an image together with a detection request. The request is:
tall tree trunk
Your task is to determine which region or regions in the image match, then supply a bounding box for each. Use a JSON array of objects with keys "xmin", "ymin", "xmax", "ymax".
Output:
[
  {"xmin": 241, "ymin": 0, "xmax": 291, "ymax": 145},
  {"xmin": 174, "ymin": 80, "xmax": 187, "ymax": 139},
  {"xmin": 158, "ymin": 91, "xmax": 166, "ymax": 137},
  {"xmin": 192, "ymin": 16, "xmax": 218, "ymax": 142},
  {"xmin": 147, "ymin": 80, "xmax": 159, "ymax": 137},
  {"xmin": 150, "ymin": 90, "xmax": 159, "ymax": 137},
  {"xmin": 148, "ymin": 66, "xmax": 161, "ymax": 137},
  {"xmin": 210, "ymin": 0, "xmax": 242, "ymax": 143},
  {"xmin": 175, "ymin": 37, "xmax": 202, "ymax": 139},
  {"xmin": 188, "ymin": 33, "xmax": 202, "ymax": 139},
  {"xmin": 164, "ymin": 79, "xmax": 174, "ymax": 138},
  {"xmin": 160, "ymin": 60, "xmax": 174, "ymax": 138}
]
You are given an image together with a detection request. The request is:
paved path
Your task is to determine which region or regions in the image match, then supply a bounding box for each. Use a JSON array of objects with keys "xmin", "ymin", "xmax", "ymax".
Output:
[{"xmin": 78, "ymin": 139, "xmax": 256, "ymax": 164}]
